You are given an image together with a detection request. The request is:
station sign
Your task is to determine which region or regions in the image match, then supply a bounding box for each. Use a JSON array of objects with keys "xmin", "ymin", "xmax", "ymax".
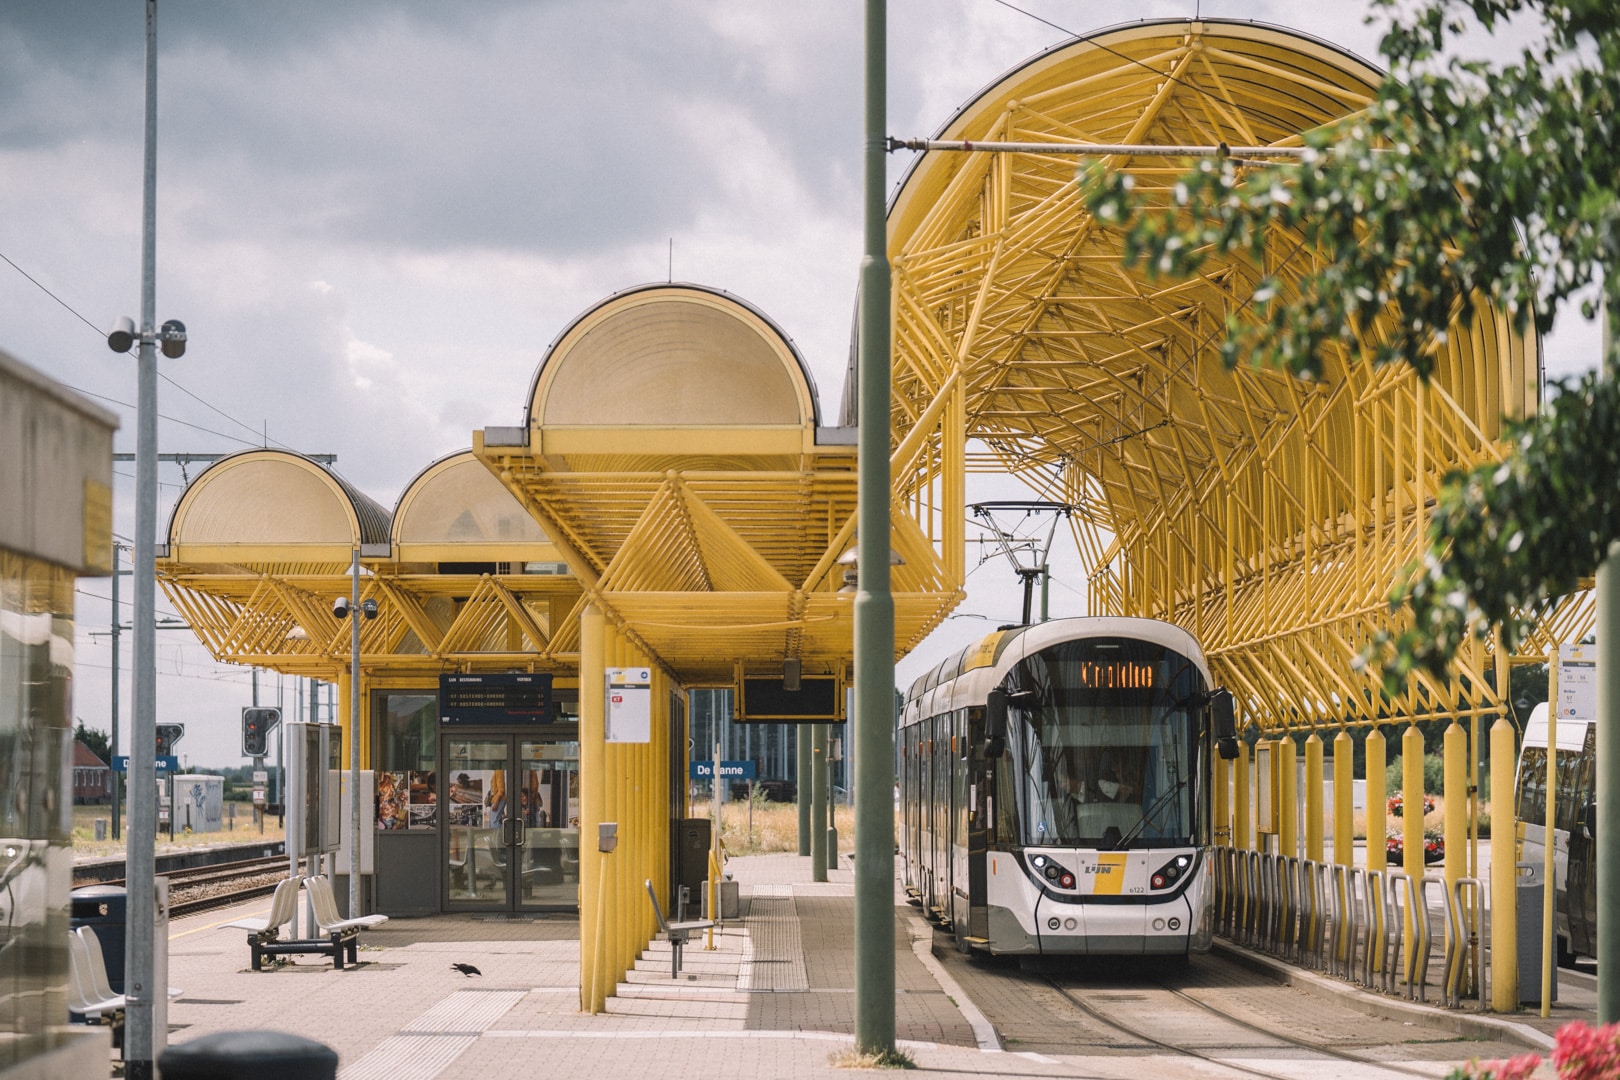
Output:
[
  {"xmin": 111, "ymin": 755, "xmax": 179, "ymax": 773},
  {"xmin": 689, "ymin": 760, "xmax": 757, "ymax": 781}
]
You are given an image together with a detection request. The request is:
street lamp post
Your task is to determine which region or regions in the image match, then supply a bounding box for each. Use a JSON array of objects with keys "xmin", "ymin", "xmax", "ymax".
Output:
[{"xmin": 106, "ymin": 6, "xmax": 188, "ymax": 1074}]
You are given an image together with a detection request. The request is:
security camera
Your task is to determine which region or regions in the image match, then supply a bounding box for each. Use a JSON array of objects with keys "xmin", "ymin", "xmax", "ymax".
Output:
[
  {"xmin": 333, "ymin": 596, "xmax": 351, "ymax": 619},
  {"xmin": 159, "ymin": 318, "xmax": 187, "ymax": 359},
  {"xmin": 107, "ymin": 316, "xmax": 136, "ymax": 354},
  {"xmin": 360, "ymin": 598, "xmax": 379, "ymax": 619}
]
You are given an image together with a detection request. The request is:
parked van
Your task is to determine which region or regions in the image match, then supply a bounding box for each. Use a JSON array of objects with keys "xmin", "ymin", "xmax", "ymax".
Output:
[{"xmin": 1515, "ymin": 702, "xmax": 1597, "ymax": 964}]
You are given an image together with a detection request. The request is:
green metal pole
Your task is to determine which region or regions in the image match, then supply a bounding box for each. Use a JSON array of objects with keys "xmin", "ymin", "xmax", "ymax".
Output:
[
  {"xmin": 798, "ymin": 723, "xmax": 812, "ymax": 856},
  {"xmin": 854, "ymin": 0, "xmax": 896, "ymax": 1054},
  {"xmin": 1598, "ymin": 301, "xmax": 1620, "ymax": 1022},
  {"xmin": 812, "ymin": 723, "xmax": 828, "ymax": 883}
]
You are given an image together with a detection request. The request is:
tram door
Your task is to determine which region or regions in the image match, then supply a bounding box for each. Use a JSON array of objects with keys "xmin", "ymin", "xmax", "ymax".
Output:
[{"xmin": 442, "ymin": 734, "xmax": 581, "ymax": 912}]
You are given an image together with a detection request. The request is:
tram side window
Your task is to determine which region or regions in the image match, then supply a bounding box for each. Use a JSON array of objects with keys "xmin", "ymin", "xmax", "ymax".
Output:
[{"xmin": 1517, "ymin": 746, "xmax": 1548, "ymax": 828}]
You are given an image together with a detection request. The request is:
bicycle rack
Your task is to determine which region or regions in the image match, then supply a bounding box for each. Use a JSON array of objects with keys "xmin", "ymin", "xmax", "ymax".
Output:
[
  {"xmin": 1445, "ymin": 877, "xmax": 1484, "ymax": 1009},
  {"xmin": 1361, "ymin": 869, "xmax": 1386, "ymax": 990}
]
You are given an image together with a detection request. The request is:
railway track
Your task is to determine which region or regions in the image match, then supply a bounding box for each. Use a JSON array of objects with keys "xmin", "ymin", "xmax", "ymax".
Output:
[
  {"xmin": 76, "ymin": 855, "xmax": 289, "ymax": 918},
  {"xmin": 1042, "ymin": 966, "xmax": 1456, "ymax": 1080}
]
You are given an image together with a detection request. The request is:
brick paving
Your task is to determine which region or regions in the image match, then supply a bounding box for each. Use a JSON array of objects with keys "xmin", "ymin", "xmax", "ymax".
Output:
[{"xmin": 147, "ymin": 851, "xmax": 1584, "ymax": 1080}]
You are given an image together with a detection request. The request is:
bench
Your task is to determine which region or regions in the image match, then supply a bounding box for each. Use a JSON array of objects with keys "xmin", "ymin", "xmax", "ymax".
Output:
[
  {"xmin": 224, "ymin": 875, "xmax": 317, "ymax": 971},
  {"xmin": 644, "ymin": 879, "xmax": 713, "ymax": 979},
  {"xmin": 306, "ymin": 875, "xmax": 389, "ymax": 969}
]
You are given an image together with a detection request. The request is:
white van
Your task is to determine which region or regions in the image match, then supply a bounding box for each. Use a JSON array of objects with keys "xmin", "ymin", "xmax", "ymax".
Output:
[{"xmin": 1514, "ymin": 702, "xmax": 1596, "ymax": 964}]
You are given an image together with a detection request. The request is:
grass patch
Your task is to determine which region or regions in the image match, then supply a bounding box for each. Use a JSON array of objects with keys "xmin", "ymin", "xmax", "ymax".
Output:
[{"xmin": 829, "ymin": 1047, "xmax": 917, "ymax": 1070}]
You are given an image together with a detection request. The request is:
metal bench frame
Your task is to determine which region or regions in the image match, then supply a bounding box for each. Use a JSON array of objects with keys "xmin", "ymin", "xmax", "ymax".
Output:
[{"xmin": 645, "ymin": 878, "xmax": 713, "ymax": 978}]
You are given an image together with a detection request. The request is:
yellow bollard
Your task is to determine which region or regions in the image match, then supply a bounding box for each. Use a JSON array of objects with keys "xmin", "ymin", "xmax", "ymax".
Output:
[
  {"xmin": 1279, "ymin": 736, "xmax": 1298, "ymax": 859},
  {"xmin": 1334, "ymin": 730, "xmax": 1354, "ymax": 866},
  {"xmin": 1233, "ymin": 741, "xmax": 1251, "ymax": 851},
  {"xmin": 1489, "ymin": 716, "xmax": 1518, "ymax": 1012},
  {"xmin": 1366, "ymin": 727, "xmax": 1387, "ymax": 874},
  {"xmin": 1304, "ymin": 733, "xmax": 1324, "ymax": 863},
  {"xmin": 1402, "ymin": 723, "xmax": 1426, "ymax": 981},
  {"xmin": 1214, "ymin": 752, "xmax": 1231, "ymax": 848}
]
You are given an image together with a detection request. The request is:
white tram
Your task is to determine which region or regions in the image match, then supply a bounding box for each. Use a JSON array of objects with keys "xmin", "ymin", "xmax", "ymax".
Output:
[{"xmin": 899, "ymin": 617, "xmax": 1236, "ymax": 957}]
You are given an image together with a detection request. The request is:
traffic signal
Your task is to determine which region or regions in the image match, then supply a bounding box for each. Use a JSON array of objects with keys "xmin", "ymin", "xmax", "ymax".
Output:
[
  {"xmin": 155, "ymin": 723, "xmax": 185, "ymax": 757},
  {"xmin": 241, "ymin": 707, "xmax": 279, "ymax": 758}
]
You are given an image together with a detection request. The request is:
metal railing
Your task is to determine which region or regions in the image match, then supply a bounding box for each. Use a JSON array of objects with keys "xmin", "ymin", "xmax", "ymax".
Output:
[{"xmin": 1212, "ymin": 846, "xmax": 1483, "ymax": 1010}]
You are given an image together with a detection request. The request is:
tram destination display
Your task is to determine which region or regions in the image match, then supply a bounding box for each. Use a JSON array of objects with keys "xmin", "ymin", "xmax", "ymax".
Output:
[{"xmin": 440, "ymin": 673, "xmax": 554, "ymax": 725}]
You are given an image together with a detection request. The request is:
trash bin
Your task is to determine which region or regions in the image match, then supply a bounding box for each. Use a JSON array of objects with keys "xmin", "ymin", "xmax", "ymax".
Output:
[
  {"xmin": 158, "ymin": 1030, "xmax": 338, "ymax": 1080},
  {"xmin": 70, "ymin": 884, "xmax": 127, "ymax": 994},
  {"xmin": 1516, "ymin": 861, "xmax": 1556, "ymax": 1006}
]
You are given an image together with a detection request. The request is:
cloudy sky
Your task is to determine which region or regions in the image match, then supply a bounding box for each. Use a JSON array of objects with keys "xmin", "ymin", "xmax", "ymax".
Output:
[{"xmin": 3, "ymin": 1, "xmax": 1598, "ymax": 768}]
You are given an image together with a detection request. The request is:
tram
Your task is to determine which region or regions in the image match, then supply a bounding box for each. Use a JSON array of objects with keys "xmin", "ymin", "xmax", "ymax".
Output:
[{"xmin": 899, "ymin": 617, "xmax": 1237, "ymax": 957}]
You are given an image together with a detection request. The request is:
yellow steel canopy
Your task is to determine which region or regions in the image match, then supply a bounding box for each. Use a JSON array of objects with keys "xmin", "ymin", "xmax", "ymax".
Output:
[{"xmin": 880, "ymin": 19, "xmax": 1545, "ymax": 730}]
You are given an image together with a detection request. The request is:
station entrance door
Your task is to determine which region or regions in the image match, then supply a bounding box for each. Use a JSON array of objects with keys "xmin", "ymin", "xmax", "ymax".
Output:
[{"xmin": 441, "ymin": 733, "xmax": 581, "ymax": 912}]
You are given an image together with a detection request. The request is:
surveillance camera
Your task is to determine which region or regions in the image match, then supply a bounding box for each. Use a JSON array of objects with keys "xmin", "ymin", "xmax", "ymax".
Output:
[
  {"xmin": 107, "ymin": 316, "xmax": 136, "ymax": 354},
  {"xmin": 159, "ymin": 318, "xmax": 187, "ymax": 359},
  {"xmin": 333, "ymin": 596, "xmax": 351, "ymax": 619},
  {"xmin": 360, "ymin": 598, "xmax": 379, "ymax": 619}
]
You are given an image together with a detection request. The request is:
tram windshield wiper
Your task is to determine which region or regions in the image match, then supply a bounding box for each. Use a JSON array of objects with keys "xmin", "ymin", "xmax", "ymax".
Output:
[{"xmin": 1113, "ymin": 774, "xmax": 1187, "ymax": 850}]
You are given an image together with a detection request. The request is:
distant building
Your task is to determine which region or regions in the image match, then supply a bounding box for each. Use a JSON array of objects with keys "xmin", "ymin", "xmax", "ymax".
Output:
[{"xmin": 72, "ymin": 740, "xmax": 111, "ymax": 804}]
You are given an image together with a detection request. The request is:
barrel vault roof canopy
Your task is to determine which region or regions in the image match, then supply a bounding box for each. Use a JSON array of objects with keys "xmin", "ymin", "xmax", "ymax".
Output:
[
  {"xmin": 881, "ymin": 19, "xmax": 1555, "ymax": 731},
  {"xmin": 480, "ymin": 283, "xmax": 958, "ymax": 685},
  {"xmin": 160, "ymin": 449, "xmax": 585, "ymax": 678}
]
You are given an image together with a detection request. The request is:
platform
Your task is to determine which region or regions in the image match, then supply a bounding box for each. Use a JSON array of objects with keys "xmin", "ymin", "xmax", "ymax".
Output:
[{"xmin": 151, "ymin": 853, "xmax": 1589, "ymax": 1079}]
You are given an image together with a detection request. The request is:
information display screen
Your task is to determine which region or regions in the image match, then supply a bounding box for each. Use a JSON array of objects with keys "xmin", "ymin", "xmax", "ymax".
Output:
[
  {"xmin": 739, "ymin": 675, "xmax": 842, "ymax": 723},
  {"xmin": 439, "ymin": 673, "xmax": 554, "ymax": 725}
]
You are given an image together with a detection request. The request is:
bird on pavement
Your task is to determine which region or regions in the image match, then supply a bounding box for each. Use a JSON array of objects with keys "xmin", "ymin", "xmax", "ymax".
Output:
[{"xmin": 451, "ymin": 963, "xmax": 482, "ymax": 977}]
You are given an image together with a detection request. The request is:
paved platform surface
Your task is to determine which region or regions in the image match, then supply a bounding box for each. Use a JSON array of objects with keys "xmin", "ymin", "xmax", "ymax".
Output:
[{"xmin": 141, "ymin": 852, "xmax": 1594, "ymax": 1079}]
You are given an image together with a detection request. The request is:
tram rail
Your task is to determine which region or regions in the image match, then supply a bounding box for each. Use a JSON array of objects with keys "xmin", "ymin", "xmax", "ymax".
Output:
[{"xmin": 1043, "ymin": 969, "xmax": 1447, "ymax": 1080}]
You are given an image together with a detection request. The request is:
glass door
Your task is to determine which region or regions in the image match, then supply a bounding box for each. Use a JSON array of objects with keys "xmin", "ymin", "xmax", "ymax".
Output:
[
  {"xmin": 443, "ymin": 734, "xmax": 580, "ymax": 912},
  {"xmin": 516, "ymin": 740, "xmax": 581, "ymax": 909}
]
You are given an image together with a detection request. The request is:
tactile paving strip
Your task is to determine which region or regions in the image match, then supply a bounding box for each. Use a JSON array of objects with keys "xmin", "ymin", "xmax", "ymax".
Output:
[{"xmin": 738, "ymin": 895, "xmax": 808, "ymax": 992}]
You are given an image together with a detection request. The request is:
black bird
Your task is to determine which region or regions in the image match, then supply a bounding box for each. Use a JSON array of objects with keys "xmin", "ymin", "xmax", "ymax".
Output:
[{"xmin": 451, "ymin": 963, "xmax": 482, "ymax": 977}]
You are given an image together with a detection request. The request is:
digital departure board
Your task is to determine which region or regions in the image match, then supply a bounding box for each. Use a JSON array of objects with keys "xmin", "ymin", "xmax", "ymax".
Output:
[{"xmin": 439, "ymin": 673, "xmax": 554, "ymax": 725}]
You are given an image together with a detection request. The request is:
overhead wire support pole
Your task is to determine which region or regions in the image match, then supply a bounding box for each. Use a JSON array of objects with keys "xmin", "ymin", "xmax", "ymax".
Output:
[
  {"xmin": 854, "ymin": 0, "xmax": 896, "ymax": 1056},
  {"xmin": 125, "ymin": 2, "xmax": 160, "ymax": 1075},
  {"xmin": 1599, "ymin": 299, "xmax": 1620, "ymax": 1023}
]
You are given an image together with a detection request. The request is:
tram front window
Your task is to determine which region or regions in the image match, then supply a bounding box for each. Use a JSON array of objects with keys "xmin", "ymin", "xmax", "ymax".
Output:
[{"xmin": 1006, "ymin": 638, "xmax": 1204, "ymax": 849}]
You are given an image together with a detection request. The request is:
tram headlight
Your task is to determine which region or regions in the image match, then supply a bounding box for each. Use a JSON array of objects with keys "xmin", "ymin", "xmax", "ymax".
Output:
[
  {"xmin": 1151, "ymin": 854, "xmax": 1192, "ymax": 891},
  {"xmin": 1043, "ymin": 863, "xmax": 1060, "ymax": 881}
]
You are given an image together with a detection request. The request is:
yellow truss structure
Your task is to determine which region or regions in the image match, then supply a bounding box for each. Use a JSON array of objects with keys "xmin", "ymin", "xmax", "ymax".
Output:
[
  {"xmin": 158, "ymin": 21, "xmax": 1581, "ymax": 737},
  {"xmin": 883, "ymin": 20, "xmax": 1543, "ymax": 732}
]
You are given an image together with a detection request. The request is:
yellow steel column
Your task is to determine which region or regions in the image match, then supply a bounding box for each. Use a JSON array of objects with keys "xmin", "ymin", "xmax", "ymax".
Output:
[
  {"xmin": 1366, "ymin": 728, "xmax": 1387, "ymax": 874},
  {"xmin": 1443, "ymin": 720, "xmax": 1467, "ymax": 969},
  {"xmin": 1333, "ymin": 730, "xmax": 1354, "ymax": 866},
  {"xmin": 1402, "ymin": 723, "xmax": 1426, "ymax": 977},
  {"xmin": 1279, "ymin": 737, "xmax": 1298, "ymax": 859},
  {"xmin": 1233, "ymin": 741, "xmax": 1250, "ymax": 851},
  {"xmin": 579, "ymin": 604, "xmax": 607, "ymax": 1013},
  {"xmin": 1490, "ymin": 716, "xmax": 1518, "ymax": 1012},
  {"xmin": 1213, "ymin": 752, "xmax": 1231, "ymax": 848},
  {"xmin": 1304, "ymin": 733, "xmax": 1324, "ymax": 863}
]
